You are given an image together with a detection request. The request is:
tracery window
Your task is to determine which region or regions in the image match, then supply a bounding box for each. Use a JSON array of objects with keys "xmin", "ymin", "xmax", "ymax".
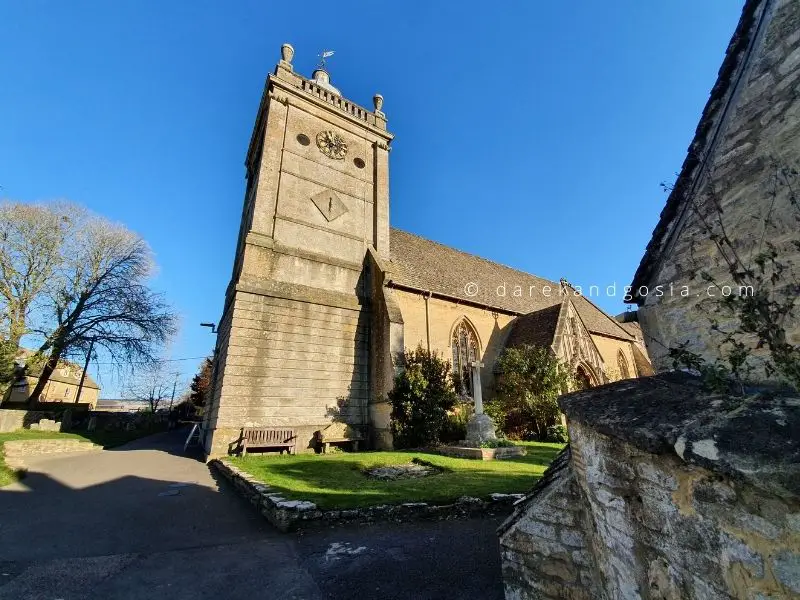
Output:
[
  {"xmin": 451, "ymin": 320, "xmax": 479, "ymax": 395},
  {"xmin": 617, "ymin": 350, "xmax": 631, "ymax": 380}
]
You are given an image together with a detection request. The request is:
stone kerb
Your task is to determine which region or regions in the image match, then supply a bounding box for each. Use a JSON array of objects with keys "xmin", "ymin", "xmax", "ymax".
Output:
[{"xmin": 210, "ymin": 458, "xmax": 525, "ymax": 533}]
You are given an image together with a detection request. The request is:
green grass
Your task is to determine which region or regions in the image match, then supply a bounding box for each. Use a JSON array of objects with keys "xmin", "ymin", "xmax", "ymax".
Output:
[
  {"xmin": 229, "ymin": 441, "xmax": 565, "ymax": 510},
  {"xmin": 0, "ymin": 425, "xmax": 167, "ymax": 487}
]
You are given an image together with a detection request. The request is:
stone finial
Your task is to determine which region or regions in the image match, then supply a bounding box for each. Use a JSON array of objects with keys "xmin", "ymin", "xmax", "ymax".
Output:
[
  {"xmin": 281, "ymin": 43, "xmax": 294, "ymax": 64},
  {"xmin": 311, "ymin": 69, "xmax": 340, "ymax": 95},
  {"xmin": 373, "ymin": 93, "xmax": 384, "ymax": 115}
]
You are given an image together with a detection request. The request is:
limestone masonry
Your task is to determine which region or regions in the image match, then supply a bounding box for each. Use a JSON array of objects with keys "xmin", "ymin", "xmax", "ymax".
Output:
[
  {"xmin": 500, "ymin": 373, "xmax": 800, "ymax": 599},
  {"xmin": 204, "ymin": 44, "xmax": 650, "ymax": 457}
]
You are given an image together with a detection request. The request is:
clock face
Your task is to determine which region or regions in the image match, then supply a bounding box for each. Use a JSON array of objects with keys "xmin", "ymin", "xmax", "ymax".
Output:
[{"xmin": 316, "ymin": 130, "xmax": 348, "ymax": 160}]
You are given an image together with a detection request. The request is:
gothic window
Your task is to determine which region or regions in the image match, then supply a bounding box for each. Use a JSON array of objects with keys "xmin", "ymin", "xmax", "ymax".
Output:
[
  {"xmin": 575, "ymin": 365, "xmax": 593, "ymax": 390},
  {"xmin": 617, "ymin": 350, "xmax": 631, "ymax": 380},
  {"xmin": 451, "ymin": 320, "xmax": 479, "ymax": 395}
]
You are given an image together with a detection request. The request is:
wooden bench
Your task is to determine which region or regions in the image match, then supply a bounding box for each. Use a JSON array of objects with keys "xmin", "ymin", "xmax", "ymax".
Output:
[
  {"xmin": 240, "ymin": 427, "xmax": 296, "ymax": 456},
  {"xmin": 319, "ymin": 423, "xmax": 363, "ymax": 454}
]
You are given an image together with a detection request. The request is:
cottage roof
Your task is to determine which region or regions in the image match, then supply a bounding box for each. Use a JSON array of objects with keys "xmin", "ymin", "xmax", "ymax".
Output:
[{"xmin": 14, "ymin": 349, "xmax": 100, "ymax": 390}]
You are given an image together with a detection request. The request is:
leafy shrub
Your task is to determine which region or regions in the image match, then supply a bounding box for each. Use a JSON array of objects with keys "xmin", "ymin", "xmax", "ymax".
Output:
[
  {"xmin": 389, "ymin": 346, "xmax": 459, "ymax": 449},
  {"xmin": 478, "ymin": 438, "xmax": 516, "ymax": 448},
  {"xmin": 439, "ymin": 402, "xmax": 472, "ymax": 444},
  {"xmin": 546, "ymin": 424, "xmax": 569, "ymax": 443},
  {"xmin": 493, "ymin": 345, "xmax": 573, "ymax": 440}
]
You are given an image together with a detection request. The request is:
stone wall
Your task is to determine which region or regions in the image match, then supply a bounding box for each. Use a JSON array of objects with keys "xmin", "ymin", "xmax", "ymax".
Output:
[
  {"xmin": 3, "ymin": 439, "xmax": 101, "ymax": 469},
  {"xmin": 499, "ymin": 449, "xmax": 599, "ymax": 600},
  {"xmin": 589, "ymin": 334, "xmax": 638, "ymax": 380},
  {"xmin": 204, "ymin": 291, "xmax": 370, "ymax": 457},
  {"xmin": 499, "ymin": 373, "xmax": 800, "ymax": 599},
  {"xmin": 393, "ymin": 288, "xmax": 516, "ymax": 398},
  {"xmin": 634, "ymin": 0, "xmax": 800, "ymax": 372},
  {"xmin": 0, "ymin": 409, "xmax": 53, "ymax": 433}
]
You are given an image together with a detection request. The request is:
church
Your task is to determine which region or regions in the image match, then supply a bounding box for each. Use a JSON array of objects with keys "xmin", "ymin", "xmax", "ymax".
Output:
[{"xmin": 202, "ymin": 45, "xmax": 651, "ymax": 457}]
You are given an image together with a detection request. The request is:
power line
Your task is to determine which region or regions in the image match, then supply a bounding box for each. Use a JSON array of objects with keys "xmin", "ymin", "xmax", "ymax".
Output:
[{"xmin": 92, "ymin": 355, "xmax": 210, "ymax": 366}]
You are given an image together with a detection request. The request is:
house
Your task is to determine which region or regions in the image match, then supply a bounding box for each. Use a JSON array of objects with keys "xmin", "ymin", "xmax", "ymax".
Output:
[{"xmin": 5, "ymin": 350, "xmax": 100, "ymax": 408}]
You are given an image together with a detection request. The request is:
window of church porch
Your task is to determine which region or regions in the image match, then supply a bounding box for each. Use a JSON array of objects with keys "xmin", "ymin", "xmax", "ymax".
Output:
[
  {"xmin": 451, "ymin": 320, "xmax": 480, "ymax": 396},
  {"xmin": 575, "ymin": 365, "xmax": 594, "ymax": 390},
  {"xmin": 617, "ymin": 350, "xmax": 631, "ymax": 380}
]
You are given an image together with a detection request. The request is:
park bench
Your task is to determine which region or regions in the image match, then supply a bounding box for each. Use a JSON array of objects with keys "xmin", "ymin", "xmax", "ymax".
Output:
[
  {"xmin": 318, "ymin": 422, "xmax": 363, "ymax": 453},
  {"xmin": 240, "ymin": 427, "xmax": 296, "ymax": 456}
]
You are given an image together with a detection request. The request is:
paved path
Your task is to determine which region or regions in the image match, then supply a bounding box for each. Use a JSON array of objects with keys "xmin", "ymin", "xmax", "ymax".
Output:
[{"xmin": 0, "ymin": 430, "xmax": 504, "ymax": 599}]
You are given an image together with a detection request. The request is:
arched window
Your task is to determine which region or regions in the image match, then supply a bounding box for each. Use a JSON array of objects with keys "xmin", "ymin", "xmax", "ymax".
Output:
[
  {"xmin": 617, "ymin": 351, "xmax": 631, "ymax": 380},
  {"xmin": 451, "ymin": 320, "xmax": 479, "ymax": 395},
  {"xmin": 575, "ymin": 365, "xmax": 593, "ymax": 390}
]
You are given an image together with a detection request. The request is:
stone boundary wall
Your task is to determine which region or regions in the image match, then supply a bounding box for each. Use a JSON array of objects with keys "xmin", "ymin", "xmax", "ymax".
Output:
[
  {"xmin": 0, "ymin": 407, "xmax": 167, "ymax": 434},
  {"xmin": 499, "ymin": 373, "xmax": 800, "ymax": 599},
  {"xmin": 3, "ymin": 439, "xmax": 101, "ymax": 469},
  {"xmin": 0, "ymin": 409, "xmax": 65, "ymax": 433},
  {"xmin": 499, "ymin": 449, "xmax": 599, "ymax": 600},
  {"xmin": 211, "ymin": 458, "xmax": 524, "ymax": 532}
]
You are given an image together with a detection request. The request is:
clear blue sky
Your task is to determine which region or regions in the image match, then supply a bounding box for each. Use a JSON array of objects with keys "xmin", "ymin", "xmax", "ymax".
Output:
[{"xmin": 1, "ymin": 1, "xmax": 744, "ymax": 397}]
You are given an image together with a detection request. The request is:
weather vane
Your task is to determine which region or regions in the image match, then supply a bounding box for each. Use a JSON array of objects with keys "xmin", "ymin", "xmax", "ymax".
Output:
[{"xmin": 317, "ymin": 50, "xmax": 335, "ymax": 69}]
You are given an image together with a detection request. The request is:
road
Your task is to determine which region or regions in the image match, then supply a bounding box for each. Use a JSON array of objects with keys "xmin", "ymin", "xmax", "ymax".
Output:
[{"xmin": 0, "ymin": 430, "xmax": 505, "ymax": 600}]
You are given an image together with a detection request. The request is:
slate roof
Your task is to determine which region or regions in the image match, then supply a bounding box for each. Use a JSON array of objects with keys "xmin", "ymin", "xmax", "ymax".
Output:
[
  {"xmin": 388, "ymin": 228, "xmax": 634, "ymax": 341},
  {"xmin": 619, "ymin": 321, "xmax": 642, "ymax": 339},
  {"xmin": 629, "ymin": 0, "xmax": 763, "ymax": 296},
  {"xmin": 504, "ymin": 304, "xmax": 563, "ymax": 349}
]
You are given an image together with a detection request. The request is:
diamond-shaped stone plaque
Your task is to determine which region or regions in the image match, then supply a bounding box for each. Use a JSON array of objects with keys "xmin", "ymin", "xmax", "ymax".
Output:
[{"xmin": 311, "ymin": 188, "xmax": 348, "ymax": 222}]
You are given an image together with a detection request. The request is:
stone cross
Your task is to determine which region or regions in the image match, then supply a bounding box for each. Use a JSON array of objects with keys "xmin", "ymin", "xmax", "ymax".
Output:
[{"xmin": 470, "ymin": 360, "xmax": 485, "ymax": 415}]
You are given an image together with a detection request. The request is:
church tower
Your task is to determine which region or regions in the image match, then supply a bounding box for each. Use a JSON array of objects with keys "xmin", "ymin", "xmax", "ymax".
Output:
[{"xmin": 204, "ymin": 44, "xmax": 395, "ymax": 457}]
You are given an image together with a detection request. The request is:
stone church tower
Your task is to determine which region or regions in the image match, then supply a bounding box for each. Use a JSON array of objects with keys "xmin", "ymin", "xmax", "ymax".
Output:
[{"xmin": 203, "ymin": 44, "xmax": 398, "ymax": 457}]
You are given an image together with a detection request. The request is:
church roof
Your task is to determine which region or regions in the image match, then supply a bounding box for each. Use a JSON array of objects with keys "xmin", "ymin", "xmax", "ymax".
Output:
[
  {"xmin": 388, "ymin": 228, "xmax": 634, "ymax": 341},
  {"xmin": 504, "ymin": 304, "xmax": 563, "ymax": 349},
  {"xmin": 619, "ymin": 321, "xmax": 642, "ymax": 339}
]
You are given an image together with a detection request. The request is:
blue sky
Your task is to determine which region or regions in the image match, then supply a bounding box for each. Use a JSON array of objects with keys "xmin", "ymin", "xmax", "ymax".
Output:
[{"xmin": 1, "ymin": 1, "xmax": 744, "ymax": 397}]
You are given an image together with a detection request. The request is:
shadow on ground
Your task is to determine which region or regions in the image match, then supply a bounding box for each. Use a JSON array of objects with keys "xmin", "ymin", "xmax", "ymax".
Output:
[{"xmin": 0, "ymin": 430, "xmax": 505, "ymax": 600}]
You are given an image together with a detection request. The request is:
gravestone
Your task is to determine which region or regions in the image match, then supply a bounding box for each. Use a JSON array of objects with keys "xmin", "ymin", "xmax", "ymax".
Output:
[{"xmin": 60, "ymin": 409, "xmax": 72, "ymax": 432}]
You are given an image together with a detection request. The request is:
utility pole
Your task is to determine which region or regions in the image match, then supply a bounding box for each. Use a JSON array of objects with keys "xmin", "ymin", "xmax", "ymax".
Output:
[
  {"xmin": 75, "ymin": 337, "xmax": 95, "ymax": 404},
  {"xmin": 169, "ymin": 372, "xmax": 179, "ymax": 410}
]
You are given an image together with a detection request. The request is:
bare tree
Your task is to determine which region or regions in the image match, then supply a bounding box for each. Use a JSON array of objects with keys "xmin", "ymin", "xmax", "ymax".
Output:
[
  {"xmin": 0, "ymin": 202, "xmax": 72, "ymax": 347},
  {"xmin": 27, "ymin": 206, "xmax": 177, "ymax": 403},
  {"xmin": 126, "ymin": 362, "xmax": 174, "ymax": 412}
]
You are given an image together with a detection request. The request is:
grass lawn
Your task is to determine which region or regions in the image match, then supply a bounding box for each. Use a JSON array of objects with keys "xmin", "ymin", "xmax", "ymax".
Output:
[
  {"xmin": 229, "ymin": 441, "xmax": 565, "ymax": 510},
  {"xmin": 0, "ymin": 425, "xmax": 167, "ymax": 487}
]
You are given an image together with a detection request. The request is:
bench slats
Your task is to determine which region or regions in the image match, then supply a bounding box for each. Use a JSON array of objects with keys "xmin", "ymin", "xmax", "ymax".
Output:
[{"xmin": 240, "ymin": 427, "xmax": 296, "ymax": 456}]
